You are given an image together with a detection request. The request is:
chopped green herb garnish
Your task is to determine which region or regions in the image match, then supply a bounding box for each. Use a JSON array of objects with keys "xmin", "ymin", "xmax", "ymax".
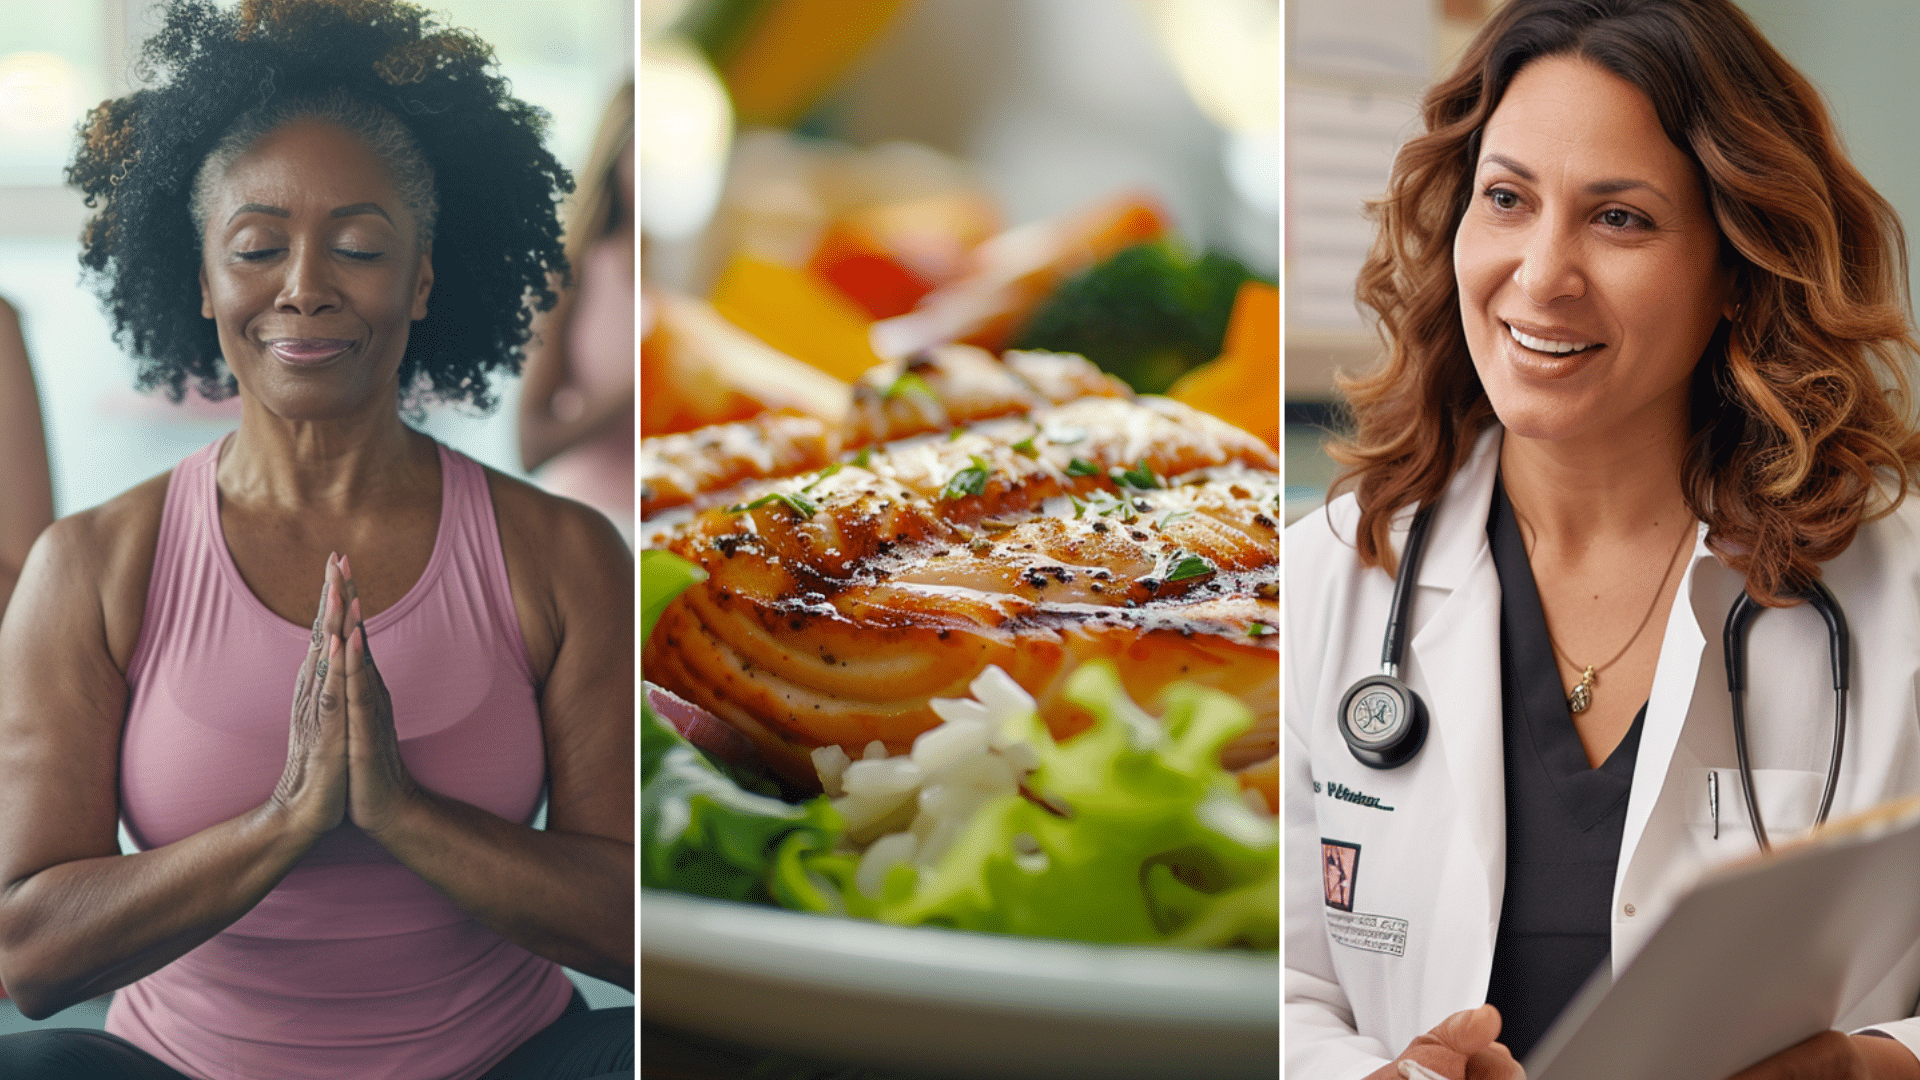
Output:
[
  {"xmin": 727, "ymin": 492, "xmax": 818, "ymax": 518},
  {"xmin": 799, "ymin": 462, "xmax": 843, "ymax": 493},
  {"xmin": 1069, "ymin": 494, "xmax": 1088, "ymax": 519},
  {"xmin": 1065, "ymin": 458, "xmax": 1102, "ymax": 477},
  {"xmin": 851, "ymin": 447, "xmax": 873, "ymax": 468},
  {"xmin": 1112, "ymin": 460, "xmax": 1160, "ymax": 490},
  {"xmin": 941, "ymin": 455, "xmax": 993, "ymax": 501},
  {"xmin": 948, "ymin": 426, "xmax": 967, "ymax": 442},
  {"xmin": 883, "ymin": 373, "xmax": 936, "ymax": 401},
  {"xmin": 1011, "ymin": 435, "xmax": 1040, "ymax": 458},
  {"xmin": 1159, "ymin": 510, "xmax": 1193, "ymax": 526},
  {"xmin": 1165, "ymin": 553, "xmax": 1215, "ymax": 582},
  {"xmin": 1247, "ymin": 622, "xmax": 1276, "ymax": 638}
]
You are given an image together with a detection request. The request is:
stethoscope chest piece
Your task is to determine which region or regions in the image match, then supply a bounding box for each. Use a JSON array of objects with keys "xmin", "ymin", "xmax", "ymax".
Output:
[{"xmin": 1338, "ymin": 673, "xmax": 1429, "ymax": 769}]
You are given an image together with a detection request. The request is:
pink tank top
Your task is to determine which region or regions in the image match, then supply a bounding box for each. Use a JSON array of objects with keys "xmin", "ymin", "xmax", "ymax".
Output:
[{"xmin": 109, "ymin": 438, "xmax": 574, "ymax": 1080}]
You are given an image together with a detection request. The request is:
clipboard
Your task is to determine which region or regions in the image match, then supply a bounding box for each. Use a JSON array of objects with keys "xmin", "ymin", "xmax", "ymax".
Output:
[{"xmin": 1525, "ymin": 795, "xmax": 1920, "ymax": 1080}]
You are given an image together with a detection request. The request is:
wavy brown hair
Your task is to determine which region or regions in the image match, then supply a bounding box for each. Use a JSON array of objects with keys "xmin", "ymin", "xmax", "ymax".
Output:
[{"xmin": 1330, "ymin": 0, "xmax": 1920, "ymax": 606}]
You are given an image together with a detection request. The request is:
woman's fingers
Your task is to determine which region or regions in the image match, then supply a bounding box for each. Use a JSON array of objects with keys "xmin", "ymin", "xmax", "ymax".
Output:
[
  {"xmin": 294, "ymin": 554, "xmax": 336, "ymax": 693},
  {"xmin": 319, "ymin": 630, "xmax": 347, "ymax": 749}
]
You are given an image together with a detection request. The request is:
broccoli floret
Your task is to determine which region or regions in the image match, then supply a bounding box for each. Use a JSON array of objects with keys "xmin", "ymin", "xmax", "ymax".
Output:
[{"xmin": 1012, "ymin": 242, "xmax": 1271, "ymax": 394}]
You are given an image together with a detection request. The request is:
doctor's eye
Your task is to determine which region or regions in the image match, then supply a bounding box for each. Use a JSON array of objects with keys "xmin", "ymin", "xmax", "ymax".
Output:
[
  {"xmin": 1484, "ymin": 186, "xmax": 1523, "ymax": 211},
  {"xmin": 1597, "ymin": 207, "xmax": 1652, "ymax": 231}
]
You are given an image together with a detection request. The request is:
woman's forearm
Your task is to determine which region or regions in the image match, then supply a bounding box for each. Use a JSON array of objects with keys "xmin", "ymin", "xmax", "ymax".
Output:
[
  {"xmin": 0, "ymin": 802, "xmax": 320, "ymax": 1019},
  {"xmin": 367, "ymin": 789, "xmax": 633, "ymax": 988}
]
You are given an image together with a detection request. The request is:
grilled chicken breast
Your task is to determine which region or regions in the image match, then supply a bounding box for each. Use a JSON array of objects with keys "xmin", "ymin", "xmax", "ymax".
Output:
[
  {"xmin": 640, "ymin": 347, "xmax": 1127, "ymax": 519},
  {"xmin": 644, "ymin": 395, "xmax": 1279, "ymax": 789}
]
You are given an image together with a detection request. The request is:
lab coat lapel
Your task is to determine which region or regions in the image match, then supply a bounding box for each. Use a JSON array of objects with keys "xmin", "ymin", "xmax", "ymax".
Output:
[
  {"xmin": 1611, "ymin": 534, "xmax": 1714, "ymax": 964},
  {"xmin": 1404, "ymin": 429, "xmax": 1508, "ymax": 988}
]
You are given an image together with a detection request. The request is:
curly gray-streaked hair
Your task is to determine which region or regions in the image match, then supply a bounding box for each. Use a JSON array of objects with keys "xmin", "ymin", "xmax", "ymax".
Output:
[{"xmin": 189, "ymin": 89, "xmax": 439, "ymax": 248}]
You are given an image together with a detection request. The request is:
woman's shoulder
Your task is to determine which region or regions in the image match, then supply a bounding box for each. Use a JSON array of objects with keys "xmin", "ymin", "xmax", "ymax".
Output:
[
  {"xmin": 19, "ymin": 468, "xmax": 174, "ymax": 671},
  {"xmin": 482, "ymin": 464, "xmax": 628, "ymax": 565},
  {"xmin": 39, "ymin": 470, "xmax": 170, "ymax": 575}
]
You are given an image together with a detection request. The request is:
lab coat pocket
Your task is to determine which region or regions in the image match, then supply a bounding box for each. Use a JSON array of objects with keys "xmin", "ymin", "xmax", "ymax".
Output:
[{"xmin": 1685, "ymin": 766, "xmax": 1828, "ymax": 851}]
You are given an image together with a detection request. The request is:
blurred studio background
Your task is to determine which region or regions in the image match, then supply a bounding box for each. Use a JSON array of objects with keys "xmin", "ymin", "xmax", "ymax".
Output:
[
  {"xmin": 0, "ymin": 0, "xmax": 634, "ymax": 1033},
  {"xmin": 0, "ymin": 0, "xmax": 632, "ymax": 520},
  {"xmin": 1284, "ymin": 0, "xmax": 1920, "ymax": 522},
  {"xmin": 639, "ymin": 0, "xmax": 1279, "ymax": 459}
]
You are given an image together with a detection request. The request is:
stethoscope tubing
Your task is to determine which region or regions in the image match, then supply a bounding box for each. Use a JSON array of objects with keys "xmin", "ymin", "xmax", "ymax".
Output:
[
  {"xmin": 1724, "ymin": 578, "xmax": 1849, "ymax": 852},
  {"xmin": 1346, "ymin": 500, "xmax": 1850, "ymax": 854}
]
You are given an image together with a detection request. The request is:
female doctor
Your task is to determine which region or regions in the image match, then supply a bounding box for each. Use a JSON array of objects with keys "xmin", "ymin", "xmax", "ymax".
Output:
[{"xmin": 1285, "ymin": 1, "xmax": 1920, "ymax": 1078}]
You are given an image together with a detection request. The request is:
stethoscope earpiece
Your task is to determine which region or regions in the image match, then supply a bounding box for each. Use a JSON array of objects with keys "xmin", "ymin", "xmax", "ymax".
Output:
[{"xmin": 1338, "ymin": 673, "xmax": 1429, "ymax": 769}]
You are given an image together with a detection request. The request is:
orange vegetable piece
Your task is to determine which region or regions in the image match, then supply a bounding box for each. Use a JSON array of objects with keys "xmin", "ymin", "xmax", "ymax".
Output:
[
  {"xmin": 641, "ymin": 290, "xmax": 848, "ymax": 437},
  {"xmin": 1167, "ymin": 280, "xmax": 1279, "ymax": 448},
  {"xmin": 708, "ymin": 256, "xmax": 883, "ymax": 383}
]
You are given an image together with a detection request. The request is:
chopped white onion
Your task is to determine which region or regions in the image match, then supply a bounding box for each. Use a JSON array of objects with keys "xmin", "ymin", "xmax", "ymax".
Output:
[
  {"xmin": 842, "ymin": 756, "xmax": 924, "ymax": 798},
  {"xmin": 811, "ymin": 745, "xmax": 852, "ymax": 798},
  {"xmin": 911, "ymin": 717, "xmax": 990, "ymax": 772}
]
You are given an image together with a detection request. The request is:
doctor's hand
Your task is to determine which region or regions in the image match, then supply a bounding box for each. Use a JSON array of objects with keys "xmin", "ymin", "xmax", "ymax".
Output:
[
  {"xmin": 1725, "ymin": 1031, "xmax": 1920, "ymax": 1080},
  {"xmin": 336, "ymin": 557, "xmax": 424, "ymax": 839},
  {"xmin": 1365, "ymin": 1004, "xmax": 1525, "ymax": 1080}
]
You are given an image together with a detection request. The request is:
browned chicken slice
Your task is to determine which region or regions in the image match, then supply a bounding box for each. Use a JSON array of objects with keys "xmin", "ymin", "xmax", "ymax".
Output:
[
  {"xmin": 842, "ymin": 344, "xmax": 1128, "ymax": 446},
  {"xmin": 640, "ymin": 347, "xmax": 1129, "ymax": 519},
  {"xmin": 639, "ymin": 413, "xmax": 834, "ymax": 521},
  {"xmin": 644, "ymin": 396, "xmax": 1279, "ymax": 789}
]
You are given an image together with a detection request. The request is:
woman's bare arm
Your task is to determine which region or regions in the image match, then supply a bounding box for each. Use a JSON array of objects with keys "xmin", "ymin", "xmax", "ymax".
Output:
[
  {"xmin": 0, "ymin": 509, "xmax": 353, "ymax": 1018},
  {"xmin": 0, "ymin": 298, "xmax": 55, "ymax": 619},
  {"xmin": 347, "ymin": 480, "xmax": 633, "ymax": 987}
]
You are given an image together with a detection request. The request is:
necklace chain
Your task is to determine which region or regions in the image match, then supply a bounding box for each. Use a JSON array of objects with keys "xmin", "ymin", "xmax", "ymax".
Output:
[{"xmin": 1518, "ymin": 513, "xmax": 1695, "ymax": 714}]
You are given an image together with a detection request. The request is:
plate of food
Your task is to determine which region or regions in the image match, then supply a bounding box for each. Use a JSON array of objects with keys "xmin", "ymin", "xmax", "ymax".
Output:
[
  {"xmin": 642, "ymin": 888, "xmax": 1277, "ymax": 1080},
  {"xmin": 639, "ymin": 122, "xmax": 1279, "ymax": 1077}
]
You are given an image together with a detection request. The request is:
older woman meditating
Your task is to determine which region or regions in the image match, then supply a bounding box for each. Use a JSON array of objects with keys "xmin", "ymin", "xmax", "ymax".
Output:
[{"xmin": 0, "ymin": 2, "xmax": 632, "ymax": 1078}]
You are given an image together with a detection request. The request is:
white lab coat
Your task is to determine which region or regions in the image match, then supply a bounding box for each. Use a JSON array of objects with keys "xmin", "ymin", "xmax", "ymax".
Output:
[{"xmin": 1285, "ymin": 427, "xmax": 1920, "ymax": 1079}]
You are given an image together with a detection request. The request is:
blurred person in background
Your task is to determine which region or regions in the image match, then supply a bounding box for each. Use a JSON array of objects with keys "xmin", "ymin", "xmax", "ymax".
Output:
[
  {"xmin": 0, "ymin": 2, "xmax": 631, "ymax": 1077},
  {"xmin": 520, "ymin": 81, "xmax": 635, "ymax": 542},
  {"xmin": 0, "ymin": 295, "xmax": 54, "ymax": 620}
]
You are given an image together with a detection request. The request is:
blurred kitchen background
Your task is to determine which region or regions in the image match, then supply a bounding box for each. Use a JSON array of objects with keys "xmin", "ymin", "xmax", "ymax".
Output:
[
  {"xmin": 639, "ymin": 0, "xmax": 1279, "ymax": 456},
  {"xmin": 1284, "ymin": 0, "xmax": 1920, "ymax": 523},
  {"xmin": 0, "ymin": 0, "xmax": 634, "ymax": 1033}
]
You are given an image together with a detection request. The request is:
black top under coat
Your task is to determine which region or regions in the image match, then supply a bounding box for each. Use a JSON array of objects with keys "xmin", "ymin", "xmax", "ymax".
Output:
[{"xmin": 1483, "ymin": 473, "xmax": 1645, "ymax": 1063}]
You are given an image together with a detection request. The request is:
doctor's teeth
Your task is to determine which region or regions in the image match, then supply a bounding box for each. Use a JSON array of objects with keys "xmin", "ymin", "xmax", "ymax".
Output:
[{"xmin": 1508, "ymin": 325, "xmax": 1597, "ymax": 354}]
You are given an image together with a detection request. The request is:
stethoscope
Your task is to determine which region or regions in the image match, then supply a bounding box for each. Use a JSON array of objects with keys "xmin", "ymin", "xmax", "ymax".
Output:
[{"xmin": 1336, "ymin": 500, "xmax": 1850, "ymax": 853}]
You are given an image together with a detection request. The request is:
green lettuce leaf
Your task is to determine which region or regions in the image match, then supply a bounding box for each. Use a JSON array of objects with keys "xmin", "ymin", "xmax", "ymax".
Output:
[
  {"xmin": 640, "ymin": 550, "xmax": 843, "ymax": 902},
  {"xmin": 794, "ymin": 662, "xmax": 1278, "ymax": 949}
]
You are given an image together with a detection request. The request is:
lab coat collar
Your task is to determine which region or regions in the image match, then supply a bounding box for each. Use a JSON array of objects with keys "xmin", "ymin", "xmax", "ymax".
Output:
[{"xmin": 1398, "ymin": 425, "xmax": 1503, "ymax": 594}]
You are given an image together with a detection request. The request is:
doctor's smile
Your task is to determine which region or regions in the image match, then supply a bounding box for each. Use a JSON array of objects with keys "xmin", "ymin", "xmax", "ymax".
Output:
[{"xmin": 1289, "ymin": 1, "xmax": 1920, "ymax": 1078}]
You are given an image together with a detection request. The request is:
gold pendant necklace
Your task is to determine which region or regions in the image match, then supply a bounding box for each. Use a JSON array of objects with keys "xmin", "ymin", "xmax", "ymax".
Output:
[
  {"xmin": 1568, "ymin": 665, "xmax": 1595, "ymax": 714},
  {"xmin": 1524, "ymin": 515, "xmax": 1695, "ymax": 715}
]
